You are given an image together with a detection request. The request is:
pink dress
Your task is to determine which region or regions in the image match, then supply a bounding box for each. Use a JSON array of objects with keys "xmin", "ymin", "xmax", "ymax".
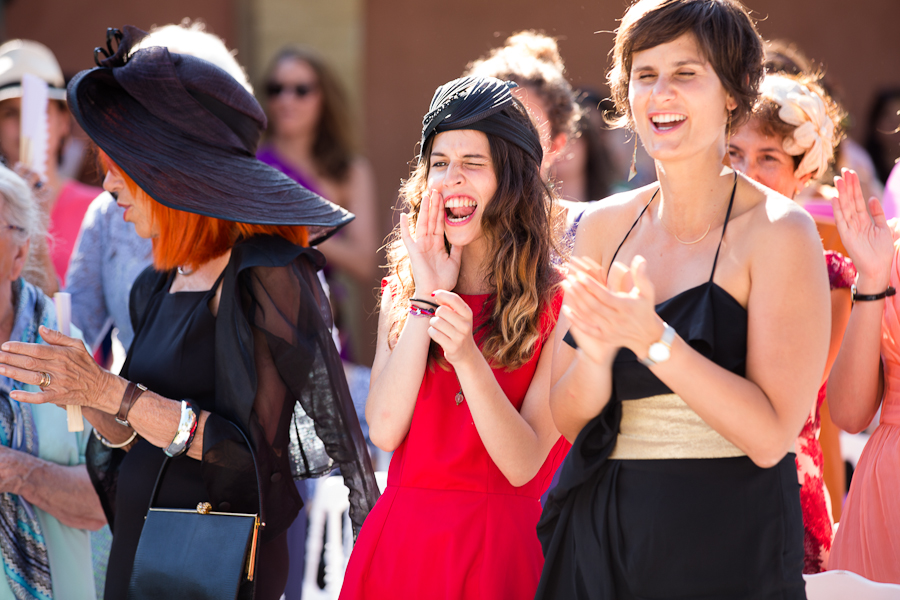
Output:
[
  {"xmin": 828, "ymin": 242, "xmax": 900, "ymax": 583},
  {"xmin": 797, "ymin": 251, "xmax": 855, "ymax": 574},
  {"xmin": 49, "ymin": 180, "xmax": 102, "ymax": 286},
  {"xmin": 340, "ymin": 292, "xmax": 570, "ymax": 599}
]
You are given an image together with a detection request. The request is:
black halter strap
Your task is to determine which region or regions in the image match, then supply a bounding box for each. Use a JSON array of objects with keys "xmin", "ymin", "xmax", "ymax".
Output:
[
  {"xmin": 607, "ymin": 172, "xmax": 739, "ymax": 282},
  {"xmin": 709, "ymin": 172, "xmax": 739, "ymax": 282}
]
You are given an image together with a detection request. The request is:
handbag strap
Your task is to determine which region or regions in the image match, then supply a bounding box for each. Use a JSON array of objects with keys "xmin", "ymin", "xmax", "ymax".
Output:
[{"xmin": 145, "ymin": 418, "xmax": 266, "ymax": 525}]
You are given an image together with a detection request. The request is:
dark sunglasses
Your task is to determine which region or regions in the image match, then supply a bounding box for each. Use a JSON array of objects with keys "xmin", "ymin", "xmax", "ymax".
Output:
[{"xmin": 265, "ymin": 82, "xmax": 318, "ymax": 98}]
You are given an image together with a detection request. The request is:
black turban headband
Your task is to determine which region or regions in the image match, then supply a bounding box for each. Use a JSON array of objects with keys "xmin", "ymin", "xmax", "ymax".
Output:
[{"xmin": 420, "ymin": 76, "xmax": 543, "ymax": 167}]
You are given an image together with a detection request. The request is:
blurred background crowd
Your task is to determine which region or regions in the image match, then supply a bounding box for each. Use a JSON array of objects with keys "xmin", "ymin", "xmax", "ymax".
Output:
[
  {"xmin": 0, "ymin": 0, "xmax": 897, "ymax": 597},
  {"xmin": 4, "ymin": 0, "xmax": 898, "ymax": 368}
]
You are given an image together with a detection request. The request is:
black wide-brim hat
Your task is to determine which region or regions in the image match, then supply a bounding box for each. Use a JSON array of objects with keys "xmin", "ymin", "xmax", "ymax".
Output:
[{"xmin": 67, "ymin": 26, "xmax": 353, "ymax": 245}]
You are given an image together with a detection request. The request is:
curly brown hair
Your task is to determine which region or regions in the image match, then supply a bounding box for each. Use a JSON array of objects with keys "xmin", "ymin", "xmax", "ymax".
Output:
[
  {"xmin": 607, "ymin": 0, "xmax": 764, "ymax": 132},
  {"xmin": 264, "ymin": 46, "xmax": 356, "ymax": 182},
  {"xmin": 384, "ymin": 100, "xmax": 562, "ymax": 370},
  {"xmin": 465, "ymin": 31, "xmax": 580, "ymax": 141}
]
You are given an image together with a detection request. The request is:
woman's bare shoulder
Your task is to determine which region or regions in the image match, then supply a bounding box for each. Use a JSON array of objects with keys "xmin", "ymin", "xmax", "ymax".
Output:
[
  {"xmin": 578, "ymin": 185, "xmax": 657, "ymax": 234},
  {"xmin": 739, "ymin": 175, "xmax": 823, "ymax": 267}
]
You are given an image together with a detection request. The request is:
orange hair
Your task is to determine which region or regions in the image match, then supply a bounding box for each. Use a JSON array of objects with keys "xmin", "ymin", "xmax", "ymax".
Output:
[{"xmin": 98, "ymin": 151, "xmax": 308, "ymax": 271}]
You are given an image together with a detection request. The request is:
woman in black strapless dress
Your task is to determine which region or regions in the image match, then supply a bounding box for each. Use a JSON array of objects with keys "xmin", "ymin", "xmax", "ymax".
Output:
[{"xmin": 537, "ymin": 1, "xmax": 832, "ymax": 598}]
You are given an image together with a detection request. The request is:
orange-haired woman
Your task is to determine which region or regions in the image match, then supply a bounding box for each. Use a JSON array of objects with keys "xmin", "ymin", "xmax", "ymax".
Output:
[{"xmin": 0, "ymin": 27, "xmax": 378, "ymax": 600}]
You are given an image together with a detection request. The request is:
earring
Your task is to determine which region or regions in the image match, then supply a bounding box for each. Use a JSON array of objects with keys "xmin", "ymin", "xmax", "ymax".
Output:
[
  {"xmin": 628, "ymin": 135, "xmax": 638, "ymax": 182},
  {"xmin": 726, "ymin": 110, "xmax": 733, "ymax": 146}
]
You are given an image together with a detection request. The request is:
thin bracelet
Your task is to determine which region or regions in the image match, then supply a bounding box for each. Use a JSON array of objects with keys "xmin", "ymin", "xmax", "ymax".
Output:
[
  {"xmin": 409, "ymin": 305, "xmax": 435, "ymax": 317},
  {"xmin": 409, "ymin": 297, "xmax": 439, "ymax": 309},
  {"xmin": 92, "ymin": 427, "xmax": 138, "ymax": 449}
]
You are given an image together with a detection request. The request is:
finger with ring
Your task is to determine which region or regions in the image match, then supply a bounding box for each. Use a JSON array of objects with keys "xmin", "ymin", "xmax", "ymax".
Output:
[{"xmin": 38, "ymin": 371, "xmax": 52, "ymax": 389}]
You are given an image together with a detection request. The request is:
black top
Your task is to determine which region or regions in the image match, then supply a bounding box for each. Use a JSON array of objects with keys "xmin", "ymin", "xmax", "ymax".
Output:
[
  {"xmin": 104, "ymin": 273, "xmax": 220, "ymax": 600},
  {"xmin": 84, "ymin": 237, "xmax": 380, "ymax": 598},
  {"xmin": 537, "ymin": 177, "xmax": 806, "ymax": 599},
  {"xmin": 563, "ymin": 176, "xmax": 747, "ymax": 395}
]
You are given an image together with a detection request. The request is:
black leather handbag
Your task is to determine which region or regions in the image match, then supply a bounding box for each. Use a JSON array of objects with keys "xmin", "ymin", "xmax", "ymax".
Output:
[{"xmin": 127, "ymin": 422, "xmax": 264, "ymax": 600}]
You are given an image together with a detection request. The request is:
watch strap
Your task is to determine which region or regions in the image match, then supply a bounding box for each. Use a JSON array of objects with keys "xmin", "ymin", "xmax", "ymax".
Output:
[
  {"xmin": 115, "ymin": 381, "xmax": 148, "ymax": 427},
  {"xmin": 639, "ymin": 323, "xmax": 676, "ymax": 367},
  {"xmin": 852, "ymin": 284, "xmax": 896, "ymax": 303}
]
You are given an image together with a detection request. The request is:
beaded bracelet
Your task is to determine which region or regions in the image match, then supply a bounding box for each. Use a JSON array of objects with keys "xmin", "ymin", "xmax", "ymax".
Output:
[
  {"xmin": 92, "ymin": 427, "xmax": 139, "ymax": 449},
  {"xmin": 409, "ymin": 305, "xmax": 436, "ymax": 317}
]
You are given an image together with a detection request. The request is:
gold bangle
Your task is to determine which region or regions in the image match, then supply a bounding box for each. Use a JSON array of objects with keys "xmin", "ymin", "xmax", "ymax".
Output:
[{"xmin": 92, "ymin": 427, "xmax": 138, "ymax": 449}]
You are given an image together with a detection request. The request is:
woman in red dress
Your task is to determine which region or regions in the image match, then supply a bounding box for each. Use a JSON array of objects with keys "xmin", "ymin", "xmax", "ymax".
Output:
[{"xmin": 340, "ymin": 76, "xmax": 569, "ymax": 599}]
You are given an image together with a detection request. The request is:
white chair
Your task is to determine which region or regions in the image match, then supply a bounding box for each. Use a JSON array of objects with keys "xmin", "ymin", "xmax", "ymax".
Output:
[
  {"xmin": 301, "ymin": 472, "xmax": 388, "ymax": 600},
  {"xmin": 804, "ymin": 570, "xmax": 900, "ymax": 599}
]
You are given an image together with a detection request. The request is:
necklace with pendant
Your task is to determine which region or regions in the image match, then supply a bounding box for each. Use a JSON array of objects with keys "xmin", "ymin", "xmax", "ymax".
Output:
[{"xmin": 454, "ymin": 372, "xmax": 465, "ymax": 406}]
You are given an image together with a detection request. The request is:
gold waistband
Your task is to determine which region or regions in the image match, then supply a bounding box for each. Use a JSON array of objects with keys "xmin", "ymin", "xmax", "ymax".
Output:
[{"xmin": 609, "ymin": 393, "xmax": 747, "ymax": 460}]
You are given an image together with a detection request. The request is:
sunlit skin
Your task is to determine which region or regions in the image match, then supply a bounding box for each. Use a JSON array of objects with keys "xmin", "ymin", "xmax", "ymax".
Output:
[
  {"xmin": 426, "ymin": 129, "xmax": 497, "ymax": 265},
  {"xmin": 628, "ymin": 33, "xmax": 736, "ymax": 171},
  {"xmin": 366, "ymin": 124, "xmax": 564, "ymax": 485},
  {"xmin": 728, "ymin": 120, "xmax": 811, "ymax": 199},
  {"xmin": 101, "ymin": 162, "xmax": 159, "ymax": 240},
  {"xmin": 549, "ymin": 31, "xmax": 831, "ymax": 473}
]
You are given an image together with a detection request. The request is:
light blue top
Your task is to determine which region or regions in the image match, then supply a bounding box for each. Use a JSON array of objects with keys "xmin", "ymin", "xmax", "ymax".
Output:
[
  {"xmin": 0, "ymin": 328, "xmax": 96, "ymax": 600},
  {"xmin": 65, "ymin": 192, "xmax": 153, "ymax": 352}
]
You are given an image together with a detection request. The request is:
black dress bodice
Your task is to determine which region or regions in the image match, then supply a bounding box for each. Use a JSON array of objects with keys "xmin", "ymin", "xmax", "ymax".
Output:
[
  {"xmin": 104, "ymin": 274, "xmax": 220, "ymax": 600},
  {"xmin": 540, "ymin": 178, "xmax": 805, "ymax": 599}
]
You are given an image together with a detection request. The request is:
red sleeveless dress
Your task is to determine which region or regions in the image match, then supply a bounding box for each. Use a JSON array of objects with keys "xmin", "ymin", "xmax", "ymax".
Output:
[{"xmin": 340, "ymin": 291, "xmax": 569, "ymax": 599}]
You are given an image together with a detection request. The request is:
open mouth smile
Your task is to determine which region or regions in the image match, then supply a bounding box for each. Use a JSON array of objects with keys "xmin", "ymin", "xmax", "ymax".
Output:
[
  {"xmin": 650, "ymin": 113, "xmax": 687, "ymax": 133},
  {"xmin": 444, "ymin": 196, "xmax": 478, "ymax": 225}
]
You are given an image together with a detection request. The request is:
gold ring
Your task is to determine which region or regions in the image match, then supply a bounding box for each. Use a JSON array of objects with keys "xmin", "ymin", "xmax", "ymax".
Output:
[{"xmin": 38, "ymin": 372, "xmax": 51, "ymax": 389}]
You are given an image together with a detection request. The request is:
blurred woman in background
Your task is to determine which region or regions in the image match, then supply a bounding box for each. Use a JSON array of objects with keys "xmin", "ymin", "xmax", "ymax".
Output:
[{"xmin": 259, "ymin": 47, "xmax": 377, "ymax": 364}]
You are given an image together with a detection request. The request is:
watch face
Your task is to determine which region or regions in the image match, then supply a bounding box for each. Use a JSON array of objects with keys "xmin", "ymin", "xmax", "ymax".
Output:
[{"xmin": 648, "ymin": 342, "xmax": 671, "ymax": 363}]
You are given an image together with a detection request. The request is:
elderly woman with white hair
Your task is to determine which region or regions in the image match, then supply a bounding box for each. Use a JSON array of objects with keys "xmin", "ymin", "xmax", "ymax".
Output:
[{"xmin": 0, "ymin": 164, "xmax": 104, "ymax": 600}]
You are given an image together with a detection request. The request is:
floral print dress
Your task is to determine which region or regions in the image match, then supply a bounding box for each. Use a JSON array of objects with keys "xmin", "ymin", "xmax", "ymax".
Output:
[{"xmin": 797, "ymin": 250, "xmax": 855, "ymax": 573}]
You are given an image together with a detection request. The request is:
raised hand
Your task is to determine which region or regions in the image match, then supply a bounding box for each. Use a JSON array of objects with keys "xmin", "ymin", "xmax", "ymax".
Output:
[
  {"xmin": 563, "ymin": 255, "xmax": 663, "ymax": 362},
  {"xmin": 833, "ymin": 169, "xmax": 894, "ymax": 289},
  {"xmin": 399, "ymin": 189, "xmax": 462, "ymax": 295}
]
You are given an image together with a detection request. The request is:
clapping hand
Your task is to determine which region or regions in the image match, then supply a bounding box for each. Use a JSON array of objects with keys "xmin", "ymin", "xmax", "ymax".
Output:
[
  {"xmin": 399, "ymin": 189, "xmax": 462, "ymax": 295},
  {"xmin": 833, "ymin": 169, "xmax": 894, "ymax": 290},
  {"xmin": 563, "ymin": 255, "xmax": 663, "ymax": 363}
]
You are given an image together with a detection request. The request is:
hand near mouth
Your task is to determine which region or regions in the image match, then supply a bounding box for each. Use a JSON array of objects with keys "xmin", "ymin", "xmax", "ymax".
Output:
[{"xmin": 400, "ymin": 188, "xmax": 463, "ymax": 295}]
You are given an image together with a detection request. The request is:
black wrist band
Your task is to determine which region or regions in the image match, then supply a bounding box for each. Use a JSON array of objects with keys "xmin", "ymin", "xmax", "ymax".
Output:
[
  {"xmin": 851, "ymin": 284, "xmax": 896, "ymax": 303},
  {"xmin": 410, "ymin": 297, "xmax": 439, "ymax": 309}
]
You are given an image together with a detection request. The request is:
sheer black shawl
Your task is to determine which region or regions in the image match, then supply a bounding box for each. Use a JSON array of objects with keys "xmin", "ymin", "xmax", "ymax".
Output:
[{"xmin": 86, "ymin": 235, "xmax": 379, "ymax": 539}]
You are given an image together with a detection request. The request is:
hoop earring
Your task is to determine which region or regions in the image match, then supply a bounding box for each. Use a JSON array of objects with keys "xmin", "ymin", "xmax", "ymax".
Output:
[{"xmin": 628, "ymin": 134, "xmax": 638, "ymax": 182}]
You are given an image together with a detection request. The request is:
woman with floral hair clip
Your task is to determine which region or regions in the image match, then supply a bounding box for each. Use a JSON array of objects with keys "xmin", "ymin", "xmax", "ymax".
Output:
[{"xmin": 729, "ymin": 71, "xmax": 851, "ymax": 574}]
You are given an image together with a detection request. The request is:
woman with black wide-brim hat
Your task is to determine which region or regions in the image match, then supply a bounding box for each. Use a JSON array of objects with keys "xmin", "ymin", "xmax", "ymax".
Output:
[{"xmin": 0, "ymin": 26, "xmax": 380, "ymax": 600}]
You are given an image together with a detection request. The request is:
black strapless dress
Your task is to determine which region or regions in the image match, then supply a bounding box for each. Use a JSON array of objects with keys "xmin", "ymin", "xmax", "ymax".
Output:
[{"xmin": 537, "ymin": 182, "xmax": 805, "ymax": 599}]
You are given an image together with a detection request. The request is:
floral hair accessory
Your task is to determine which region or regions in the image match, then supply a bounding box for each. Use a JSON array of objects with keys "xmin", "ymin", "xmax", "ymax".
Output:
[{"xmin": 760, "ymin": 74, "xmax": 835, "ymax": 180}]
